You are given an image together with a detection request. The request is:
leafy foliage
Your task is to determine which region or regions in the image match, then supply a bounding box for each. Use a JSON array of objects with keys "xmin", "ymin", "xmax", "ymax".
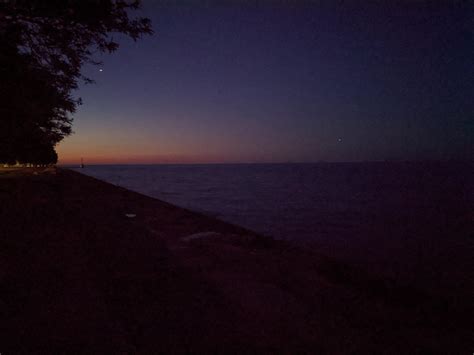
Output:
[{"xmin": 0, "ymin": 0, "xmax": 152, "ymax": 164}]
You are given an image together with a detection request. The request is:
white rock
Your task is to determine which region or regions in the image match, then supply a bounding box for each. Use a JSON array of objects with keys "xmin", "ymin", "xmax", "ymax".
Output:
[{"xmin": 181, "ymin": 231, "xmax": 221, "ymax": 242}]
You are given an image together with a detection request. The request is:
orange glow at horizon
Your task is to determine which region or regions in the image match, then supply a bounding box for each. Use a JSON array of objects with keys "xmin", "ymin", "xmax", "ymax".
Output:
[
  {"xmin": 56, "ymin": 139, "xmax": 278, "ymax": 165},
  {"xmin": 56, "ymin": 141, "xmax": 240, "ymax": 164},
  {"xmin": 55, "ymin": 120, "xmax": 289, "ymax": 165},
  {"xmin": 57, "ymin": 152, "xmax": 241, "ymax": 165},
  {"xmin": 54, "ymin": 128, "xmax": 233, "ymax": 164}
]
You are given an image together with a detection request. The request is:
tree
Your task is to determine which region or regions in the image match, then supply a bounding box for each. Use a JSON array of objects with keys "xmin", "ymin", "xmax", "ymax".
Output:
[
  {"xmin": 0, "ymin": 0, "xmax": 152, "ymax": 164},
  {"xmin": 0, "ymin": 44, "xmax": 72, "ymax": 164}
]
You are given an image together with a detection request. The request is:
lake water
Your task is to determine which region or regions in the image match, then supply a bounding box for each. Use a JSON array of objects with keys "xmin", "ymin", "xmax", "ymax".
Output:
[{"xmin": 72, "ymin": 162, "xmax": 473, "ymax": 295}]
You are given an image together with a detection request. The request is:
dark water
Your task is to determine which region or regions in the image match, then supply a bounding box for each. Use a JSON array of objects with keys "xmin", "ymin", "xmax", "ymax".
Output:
[{"xmin": 73, "ymin": 162, "xmax": 473, "ymax": 294}]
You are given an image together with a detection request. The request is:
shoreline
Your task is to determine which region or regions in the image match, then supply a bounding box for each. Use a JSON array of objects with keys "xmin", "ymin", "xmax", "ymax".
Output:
[{"xmin": 0, "ymin": 167, "xmax": 471, "ymax": 352}]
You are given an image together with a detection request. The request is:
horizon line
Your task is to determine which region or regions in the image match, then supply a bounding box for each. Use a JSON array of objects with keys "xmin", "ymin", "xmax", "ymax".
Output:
[{"xmin": 58, "ymin": 159, "xmax": 470, "ymax": 166}]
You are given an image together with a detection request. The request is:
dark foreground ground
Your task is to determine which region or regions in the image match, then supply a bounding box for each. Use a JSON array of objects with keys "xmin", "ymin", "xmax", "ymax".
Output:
[{"xmin": 0, "ymin": 168, "xmax": 472, "ymax": 353}]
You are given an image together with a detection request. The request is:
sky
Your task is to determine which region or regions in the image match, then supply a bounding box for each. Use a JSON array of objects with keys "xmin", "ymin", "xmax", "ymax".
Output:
[{"xmin": 57, "ymin": 1, "xmax": 473, "ymax": 164}]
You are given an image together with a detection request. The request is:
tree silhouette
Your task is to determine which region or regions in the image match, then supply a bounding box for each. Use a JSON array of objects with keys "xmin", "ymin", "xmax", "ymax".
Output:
[{"xmin": 0, "ymin": 0, "xmax": 152, "ymax": 165}]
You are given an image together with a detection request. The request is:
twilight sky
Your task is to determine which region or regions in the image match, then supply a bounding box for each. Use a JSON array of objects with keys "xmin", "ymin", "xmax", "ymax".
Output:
[{"xmin": 57, "ymin": 1, "xmax": 472, "ymax": 164}]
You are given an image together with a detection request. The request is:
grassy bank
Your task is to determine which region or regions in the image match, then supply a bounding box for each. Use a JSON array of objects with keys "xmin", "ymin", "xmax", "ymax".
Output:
[{"xmin": 0, "ymin": 167, "xmax": 471, "ymax": 353}]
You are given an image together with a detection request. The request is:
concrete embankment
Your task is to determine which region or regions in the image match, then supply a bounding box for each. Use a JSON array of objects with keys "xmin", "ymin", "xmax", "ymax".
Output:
[{"xmin": 0, "ymin": 167, "xmax": 471, "ymax": 353}]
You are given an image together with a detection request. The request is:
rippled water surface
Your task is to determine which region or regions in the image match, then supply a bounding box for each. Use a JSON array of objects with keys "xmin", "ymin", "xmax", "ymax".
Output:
[{"xmin": 72, "ymin": 162, "xmax": 473, "ymax": 293}]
